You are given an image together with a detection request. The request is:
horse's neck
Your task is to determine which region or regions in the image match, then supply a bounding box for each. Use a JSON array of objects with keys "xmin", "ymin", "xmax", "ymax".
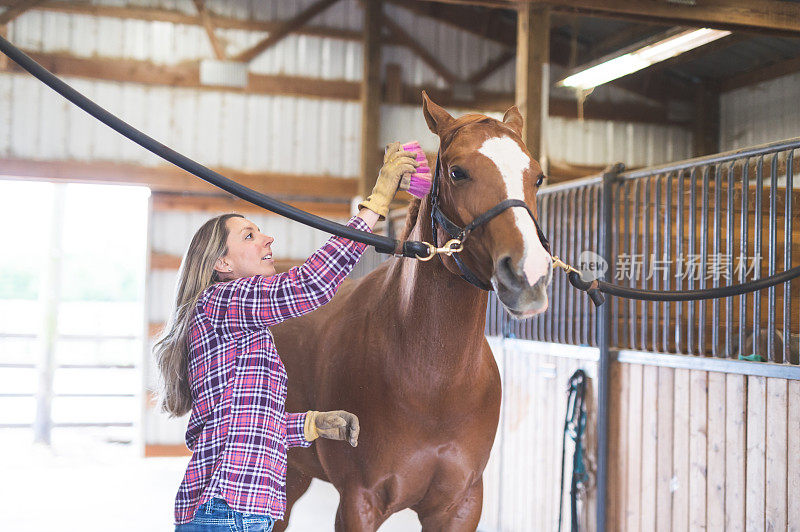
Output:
[{"xmin": 387, "ymin": 199, "xmax": 489, "ymax": 363}]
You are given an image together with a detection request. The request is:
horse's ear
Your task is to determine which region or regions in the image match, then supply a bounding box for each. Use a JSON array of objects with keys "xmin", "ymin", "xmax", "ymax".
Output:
[
  {"xmin": 502, "ymin": 106, "xmax": 524, "ymax": 136},
  {"xmin": 422, "ymin": 91, "xmax": 454, "ymax": 135}
]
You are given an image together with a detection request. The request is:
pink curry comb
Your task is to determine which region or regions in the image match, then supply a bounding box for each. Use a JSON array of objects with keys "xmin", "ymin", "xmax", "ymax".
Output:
[{"xmin": 401, "ymin": 140, "xmax": 432, "ymax": 198}]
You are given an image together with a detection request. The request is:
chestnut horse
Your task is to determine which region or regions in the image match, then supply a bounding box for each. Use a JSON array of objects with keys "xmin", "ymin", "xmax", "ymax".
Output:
[{"xmin": 273, "ymin": 93, "xmax": 553, "ymax": 531}]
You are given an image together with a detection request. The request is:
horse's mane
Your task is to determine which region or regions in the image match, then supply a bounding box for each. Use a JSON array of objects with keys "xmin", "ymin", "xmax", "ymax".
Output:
[{"xmin": 398, "ymin": 197, "xmax": 422, "ymax": 242}]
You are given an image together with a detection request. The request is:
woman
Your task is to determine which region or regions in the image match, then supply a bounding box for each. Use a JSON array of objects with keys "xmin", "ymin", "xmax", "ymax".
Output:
[{"xmin": 154, "ymin": 144, "xmax": 418, "ymax": 531}]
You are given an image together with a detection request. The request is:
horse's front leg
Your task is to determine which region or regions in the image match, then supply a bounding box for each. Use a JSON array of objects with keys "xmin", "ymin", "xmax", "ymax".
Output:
[
  {"xmin": 415, "ymin": 477, "xmax": 483, "ymax": 532},
  {"xmin": 335, "ymin": 486, "xmax": 388, "ymax": 532}
]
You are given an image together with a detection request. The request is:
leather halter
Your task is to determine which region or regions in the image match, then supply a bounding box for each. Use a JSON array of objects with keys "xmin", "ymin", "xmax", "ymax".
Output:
[{"xmin": 429, "ymin": 153, "xmax": 552, "ymax": 291}]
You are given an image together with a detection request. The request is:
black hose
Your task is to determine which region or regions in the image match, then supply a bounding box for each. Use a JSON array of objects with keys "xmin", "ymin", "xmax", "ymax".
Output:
[
  {"xmin": 568, "ymin": 264, "xmax": 800, "ymax": 304},
  {"xmin": 0, "ymin": 35, "xmax": 428, "ymax": 258}
]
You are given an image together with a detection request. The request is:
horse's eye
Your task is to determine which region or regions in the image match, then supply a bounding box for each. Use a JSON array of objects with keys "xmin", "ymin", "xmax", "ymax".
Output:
[
  {"xmin": 536, "ymin": 174, "xmax": 545, "ymax": 187},
  {"xmin": 449, "ymin": 167, "xmax": 469, "ymax": 182}
]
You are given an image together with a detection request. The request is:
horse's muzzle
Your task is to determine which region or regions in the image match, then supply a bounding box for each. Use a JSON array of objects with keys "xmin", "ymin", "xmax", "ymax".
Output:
[{"xmin": 492, "ymin": 255, "xmax": 552, "ymax": 318}]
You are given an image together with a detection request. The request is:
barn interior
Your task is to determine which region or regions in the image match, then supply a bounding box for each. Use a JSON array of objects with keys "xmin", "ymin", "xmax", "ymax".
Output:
[{"xmin": 1, "ymin": 0, "xmax": 799, "ymax": 530}]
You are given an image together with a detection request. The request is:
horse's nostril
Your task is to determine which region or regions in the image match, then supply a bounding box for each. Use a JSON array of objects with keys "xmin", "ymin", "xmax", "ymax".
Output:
[{"xmin": 497, "ymin": 256, "xmax": 524, "ymax": 291}]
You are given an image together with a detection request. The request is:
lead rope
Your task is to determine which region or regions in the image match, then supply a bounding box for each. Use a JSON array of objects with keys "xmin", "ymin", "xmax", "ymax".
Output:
[{"xmin": 557, "ymin": 369, "xmax": 588, "ymax": 532}]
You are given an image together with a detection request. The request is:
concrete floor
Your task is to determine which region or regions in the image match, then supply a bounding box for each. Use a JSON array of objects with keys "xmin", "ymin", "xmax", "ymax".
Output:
[{"xmin": 0, "ymin": 431, "xmax": 421, "ymax": 531}]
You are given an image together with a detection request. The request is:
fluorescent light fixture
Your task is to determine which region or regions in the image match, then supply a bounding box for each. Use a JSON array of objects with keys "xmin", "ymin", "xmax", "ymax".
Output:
[{"xmin": 558, "ymin": 27, "xmax": 731, "ymax": 90}]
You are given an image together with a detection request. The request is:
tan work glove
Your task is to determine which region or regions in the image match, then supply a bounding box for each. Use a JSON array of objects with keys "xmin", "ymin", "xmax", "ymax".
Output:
[
  {"xmin": 358, "ymin": 142, "xmax": 418, "ymax": 219},
  {"xmin": 304, "ymin": 410, "xmax": 360, "ymax": 447}
]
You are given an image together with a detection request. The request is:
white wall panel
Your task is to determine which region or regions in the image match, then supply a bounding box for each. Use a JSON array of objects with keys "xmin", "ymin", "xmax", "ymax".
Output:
[
  {"xmin": 0, "ymin": 76, "xmax": 11, "ymax": 156},
  {"xmin": 0, "ymin": 70, "xmax": 362, "ymax": 177},
  {"xmin": 720, "ymin": 71, "xmax": 800, "ymax": 151}
]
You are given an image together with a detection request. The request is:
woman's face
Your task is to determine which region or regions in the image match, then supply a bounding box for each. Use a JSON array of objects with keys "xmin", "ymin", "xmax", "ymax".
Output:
[{"xmin": 214, "ymin": 217, "xmax": 276, "ymax": 280}]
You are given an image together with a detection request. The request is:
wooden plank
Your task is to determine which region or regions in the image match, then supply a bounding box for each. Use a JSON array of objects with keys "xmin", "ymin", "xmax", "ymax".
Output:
[
  {"xmin": 672, "ymin": 368, "xmax": 691, "ymax": 532},
  {"xmin": 655, "ymin": 366, "xmax": 674, "ymax": 532},
  {"xmin": 746, "ymin": 375, "xmax": 767, "ymax": 531},
  {"xmin": 725, "ymin": 374, "xmax": 747, "ymax": 532},
  {"xmin": 0, "ymin": 24, "xmax": 7, "ymax": 69},
  {"xmin": 150, "ymin": 252, "xmax": 182, "ymax": 270},
  {"xmin": 150, "ymin": 193, "xmax": 351, "ymax": 219},
  {"xmin": 640, "ymin": 364, "xmax": 658, "ymax": 531},
  {"xmin": 3, "ymin": 50, "xmax": 361, "ymax": 100},
  {"xmin": 689, "ymin": 369, "xmax": 708, "ymax": 531},
  {"xmin": 0, "ymin": 158, "xmax": 358, "ymax": 200},
  {"xmin": 515, "ymin": 4, "xmax": 550, "ymax": 162},
  {"xmin": 765, "ymin": 378, "xmax": 788, "ymax": 531},
  {"xmin": 144, "ymin": 444, "xmax": 191, "ymax": 457},
  {"xmin": 232, "ymin": 0, "xmax": 341, "ymax": 63},
  {"xmin": 191, "ymin": 0, "xmax": 225, "ymax": 60},
  {"xmin": 148, "ymin": 321, "xmax": 164, "ymax": 339},
  {"xmin": 789, "ymin": 380, "xmax": 800, "ymax": 532},
  {"xmin": 384, "ymin": 63, "xmax": 404, "ymax": 104},
  {"xmin": 720, "ymin": 54, "xmax": 800, "ymax": 93},
  {"xmin": 359, "ymin": 0, "xmax": 382, "ymax": 199},
  {"xmin": 626, "ymin": 363, "xmax": 643, "ymax": 531},
  {"xmin": 706, "ymin": 372, "xmax": 726, "ymax": 531},
  {"xmin": 607, "ymin": 360, "xmax": 625, "ymax": 531},
  {"xmin": 150, "ymin": 251, "xmax": 302, "ymax": 273}
]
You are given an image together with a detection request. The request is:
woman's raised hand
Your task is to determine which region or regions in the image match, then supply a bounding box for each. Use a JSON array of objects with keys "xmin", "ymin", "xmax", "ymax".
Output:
[{"xmin": 358, "ymin": 142, "xmax": 419, "ymax": 219}]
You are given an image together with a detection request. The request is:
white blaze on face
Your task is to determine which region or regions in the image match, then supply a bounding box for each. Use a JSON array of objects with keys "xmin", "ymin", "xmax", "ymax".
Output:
[{"xmin": 478, "ymin": 136, "xmax": 551, "ymax": 285}]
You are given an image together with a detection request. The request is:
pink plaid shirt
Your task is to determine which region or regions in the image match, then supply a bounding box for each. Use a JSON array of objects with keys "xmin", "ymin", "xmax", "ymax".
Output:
[{"xmin": 174, "ymin": 216, "xmax": 370, "ymax": 524}]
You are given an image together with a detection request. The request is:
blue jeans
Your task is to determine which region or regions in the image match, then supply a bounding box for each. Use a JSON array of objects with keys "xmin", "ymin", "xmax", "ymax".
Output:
[{"xmin": 175, "ymin": 498, "xmax": 275, "ymax": 532}]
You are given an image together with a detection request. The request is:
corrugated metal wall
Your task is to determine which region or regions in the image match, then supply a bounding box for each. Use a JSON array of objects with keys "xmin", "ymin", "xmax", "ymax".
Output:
[{"xmin": 720, "ymin": 71, "xmax": 800, "ymax": 151}]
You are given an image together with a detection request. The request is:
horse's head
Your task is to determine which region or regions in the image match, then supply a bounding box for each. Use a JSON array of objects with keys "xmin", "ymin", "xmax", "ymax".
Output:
[{"xmin": 422, "ymin": 92, "xmax": 553, "ymax": 318}]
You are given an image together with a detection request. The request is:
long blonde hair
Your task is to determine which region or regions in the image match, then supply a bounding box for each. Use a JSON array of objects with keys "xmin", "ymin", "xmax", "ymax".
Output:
[{"xmin": 154, "ymin": 213, "xmax": 243, "ymax": 417}]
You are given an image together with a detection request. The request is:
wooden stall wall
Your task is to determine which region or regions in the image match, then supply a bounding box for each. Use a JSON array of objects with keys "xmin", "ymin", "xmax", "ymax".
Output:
[
  {"xmin": 480, "ymin": 339, "xmax": 600, "ymax": 532},
  {"xmin": 607, "ymin": 361, "xmax": 800, "ymax": 532}
]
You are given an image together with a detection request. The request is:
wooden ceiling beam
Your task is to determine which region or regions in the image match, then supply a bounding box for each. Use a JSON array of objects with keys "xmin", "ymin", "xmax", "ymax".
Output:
[
  {"xmin": 381, "ymin": 12, "xmax": 459, "ymax": 85},
  {"xmin": 720, "ymin": 54, "xmax": 800, "ymax": 92},
  {"xmin": 191, "ymin": 0, "xmax": 225, "ymax": 60},
  {"xmin": 0, "ymin": 0, "xmax": 43, "ymax": 24},
  {"xmin": 584, "ymin": 24, "xmax": 666, "ymax": 62},
  {"xmin": 232, "ymin": 0, "xmax": 341, "ymax": 63},
  {"xmin": 469, "ymin": 0, "xmax": 800, "ymax": 36},
  {"xmin": 0, "ymin": 158, "xmax": 358, "ymax": 201},
  {"xmin": 467, "ymin": 49, "xmax": 515, "ymax": 85},
  {"xmin": 385, "ymin": 0, "xmax": 515, "ymax": 47},
  {"xmin": 0, "ymin": 1, "xmax": 375, "ymax": 44}
]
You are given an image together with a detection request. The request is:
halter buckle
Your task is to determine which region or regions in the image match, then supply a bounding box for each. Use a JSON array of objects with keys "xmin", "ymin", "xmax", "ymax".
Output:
[
  {"xmin": 415, "ymin": 239, "xmax": 464, "ymax": 261},
  {"xmin": 552, "ymin": 256, "xmax": 580, "ymax": 275}
]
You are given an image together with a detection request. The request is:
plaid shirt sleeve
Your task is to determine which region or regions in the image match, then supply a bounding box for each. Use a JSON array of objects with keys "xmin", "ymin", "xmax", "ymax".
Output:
[
  {"xmin": 203, "ymin": 216, "xmax": 370, "ymax": 335},
  {"xmin": 285, "ymin": 412, "xmax": 309, "ymax": 448}
]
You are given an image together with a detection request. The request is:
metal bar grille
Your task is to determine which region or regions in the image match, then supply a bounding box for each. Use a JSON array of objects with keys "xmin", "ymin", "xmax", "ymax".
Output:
[{"xmin": 484, "ymin": 137, "xmax": 800, "ymax": 366}]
